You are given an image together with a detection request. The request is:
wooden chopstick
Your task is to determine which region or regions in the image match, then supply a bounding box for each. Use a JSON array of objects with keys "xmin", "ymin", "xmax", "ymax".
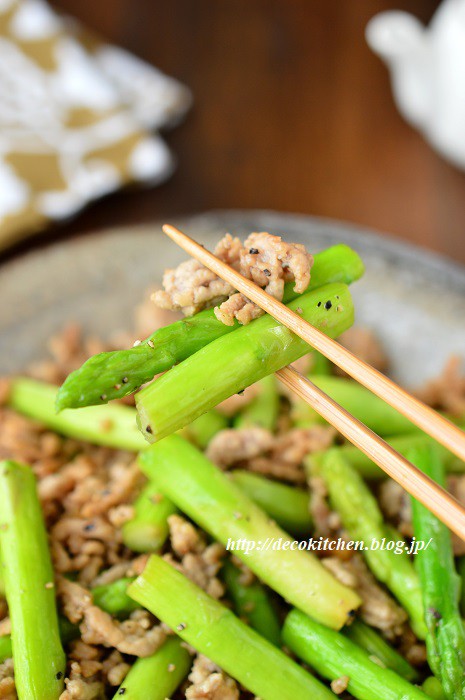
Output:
[
  {"xmin": 277, "ymin": 366, "xmax": 465, "ymax": 540},
  {"xmin": 162, "ymin": 224, "xmax": 465, "ymax": 464}
]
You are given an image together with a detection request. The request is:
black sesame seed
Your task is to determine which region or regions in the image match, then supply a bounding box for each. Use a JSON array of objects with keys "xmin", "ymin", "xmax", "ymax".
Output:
[
  {"xmin": 324, "ymin": 300, "xmax": 332, "ymax": 310},
  {"xmin": 347, "ymin": 609, "xmax": 356, "ymax": 618},
  {"xmin": 100, "ymin": 394, "xmax": 107, "ymax": 401},
  {"xmin": 55, "ymin": 671, "xmax": 63, "ymax": 680},
  {"xmin": 118, "ymin": 689, "xmax": 126, "ymax": 695},
  {"xmin": 428, "ymin": 607, "xmax": 442, "ymax": 620},
  {"xmin": 249, "ymin": 248, "xmax": 259, "ymax": 254},
  {"xmin": 237, "ymin": 389, "xmax": 245, "ymax": 396},
  {"xmin": 263, "ymin": 269, "xmax": 271, "ymax": 276},
  {"xmin": 317, "ymin": 301, "xmax": 322, "ymax": 307},
  {"xmin": 146, "ymin": 425, "xmax": 153, "ymax": 434},
  {"xmin": 122, "ymin": 377, "xmax": 128, "ymax": 384}
]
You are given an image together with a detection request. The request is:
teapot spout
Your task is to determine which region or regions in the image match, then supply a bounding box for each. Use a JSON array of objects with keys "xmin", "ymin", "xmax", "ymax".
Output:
[{"xmin": 366, "ymin": 11, "xmax": 430, "ymax": 128}]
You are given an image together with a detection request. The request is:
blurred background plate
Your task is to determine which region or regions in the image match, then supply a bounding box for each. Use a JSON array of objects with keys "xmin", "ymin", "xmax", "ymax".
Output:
[{"xmin": 1, "ymin": 210, "xmax": 464, "ymax": 386}]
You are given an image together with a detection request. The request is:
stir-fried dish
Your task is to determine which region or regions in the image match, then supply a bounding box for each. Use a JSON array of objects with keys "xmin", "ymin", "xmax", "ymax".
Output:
[{"xmin": 1, "ymin": 231, "xmax": 465, "ymax": 699}]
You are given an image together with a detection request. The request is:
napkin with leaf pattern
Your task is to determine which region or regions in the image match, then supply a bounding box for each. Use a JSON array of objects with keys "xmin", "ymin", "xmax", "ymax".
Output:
[{"xmin": 0, "ymin": 0, "xmax": 191, "ymax": 248}]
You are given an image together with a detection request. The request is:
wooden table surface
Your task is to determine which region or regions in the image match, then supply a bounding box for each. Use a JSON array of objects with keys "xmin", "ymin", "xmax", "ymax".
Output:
[{"xmin": 5, "ymin": 0, "xmax": 465, "ymax": 265}]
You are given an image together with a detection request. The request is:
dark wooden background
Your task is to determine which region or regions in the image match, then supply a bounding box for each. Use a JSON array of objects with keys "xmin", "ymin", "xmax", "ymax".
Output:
[{"xmin": 7, "ymin": 0, "xmax": 465, "ymax": 264}]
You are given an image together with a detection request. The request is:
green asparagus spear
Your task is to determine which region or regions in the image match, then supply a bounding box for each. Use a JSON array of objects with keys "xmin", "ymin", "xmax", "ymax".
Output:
[
  {"xmin": 0, "ymin": 636, "xmax": 11, "ymax": 663},
  {"xmin": 0, "ymin": 460, "xmax": 65, "ymax": 699},
  {"xmin": 229, "ymin": 470, "xmax": 311, "ymax": 534},
  {"xmin": 122, "ymin": 482, "xmax": 178, "ymax": 553},
  {"xmin": 422, "ymin": 677, "xmax": 447, "ymax": 700},
  {"xmin": 57, "ymin": 244, "xmax": 364, "ymax": 411},
  {"xmin": 139, "ymin": 435, "xmax": 360, "ymax": 629},
  {"xmin": 316, "ymin": 449, "xmax": 426, "ymax": 638},
  {"xmin": 179, "ymin": 409, "xmax": 228, "ymax": 448},
  {"xmin": 308, "ymin": 349, "xmax": 332, "ymax": 375},
  {"xmin": 409, "ymin": 445, "xmax": 465, "ymax": 699},
  {"xmin": 292, "ymin": 375, "xmax": 415, "ymax": 435},
  {"xmin": 0, "ymin": 616, "xmax": 79, "ymax": 665},
  {"xmin": 307, "ymin": 433, "xmax": 465, "ymax": 480},
  {"xmin": 9, "ymin": 377, "xmax": 145, "ymax": 451},
  {"xmin": 91, "ymin": 577, "xmax": 140, "ymax": 618},
  {"xmin": 128, "ymin": 555, "xmax": 335, "ymax": 700},
  {"xmin": 222, "ymin": 559, "xmax": 281, "ymax": 645},
  {"xmin": 283, "ymin": 608, "xmax": 429, "ymax": 700},
  {"xmin": 234, "ymin": 375, "xmax": 280, "ymax": 431},
  {"xmin": 114, "ymin": 636, "xmax": 191, "ymax": 699},
  {"xmin": 136, "ymin": 282, "xmax": 354, "ymax": 443},
  {"xmin": 458, "ymin": 557, "xmax": 465, "ymax": 617},
  {"xmin": 344, "ymin": 619, "xmax": 418, "ymax": 682}
]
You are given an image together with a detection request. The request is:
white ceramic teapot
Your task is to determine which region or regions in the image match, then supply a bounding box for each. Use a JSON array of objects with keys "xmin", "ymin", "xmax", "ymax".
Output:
[{"xmin": 366, "ymin": 0, "xmax": 465, "ymax": 169}]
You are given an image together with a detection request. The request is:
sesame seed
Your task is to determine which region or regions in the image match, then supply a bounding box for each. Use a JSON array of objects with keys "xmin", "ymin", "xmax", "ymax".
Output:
[
  {"xmin": 84, "ymin": 523, "xmax": 95, "ymax": 532},
  {"xmin": 55, "ymin": 671, "xmax": 63, "ymax": 680},
  {"xmin": 176, "ymin": 622, "xmax": 186, "ymax": 631},
  {"xmin": 336, "ymin": 305, "xmax": 344, "ymax": 312},
  {"xmin": 100, "ymin": 394, "xmax": 107, "ymax": 401},
  {"xmin": 317, "ymin": 301, "xmax": 322, "ymax": 307},
  {"xmin": 118, "ymin": 689, "xmax": 126, "ymax": 696},
  {"xmin": 147, "ymin": 339, "xmax": 155, "ymax": 348},
  {"xmin": 263, "ymin": 268, "xmax": 271, "ymax": 276},
  {"xmin": 146, "ymin": 425, "xmax": 153, "ymax": 434},
  {"xmin": 324, "ymin": 300, "xmax": 332, "ymax": 310},
  {"xmin": 45, "ymin": 581, "xmax": 54, "ymax": 589},
  {"xmin": 167, "ymin": 663, "xmax": 176, "ymax": 672},
  {"xmin": 114, "ymin": 384, "xmax": 121, "ymax": 390},
  {"xmin": 249, "ymin": 248, "xmax": 259, "ymax": 254},
  {"xmin": 237, "ymin": 389, "xmax": 245, "ymax": 396},
  {"xmin": 133, "ymin": 339, "xmax": 142, "ymax": 347},
  {"xmin": 233, "ymin": 512, "xmax": 242, "ymax": 520},
  {"xmin": 122, "ymin": 377, "xmax": 128, "ymax": 384},
  {"xmin": 295, "ymin": 307, "xmax": 303, "ymax": 314}
]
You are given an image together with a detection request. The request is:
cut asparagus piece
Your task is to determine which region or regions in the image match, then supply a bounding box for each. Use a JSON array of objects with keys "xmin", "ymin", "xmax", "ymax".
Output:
[
  {"xmin": 316, "ymin": 449, "xmax": 426, "ymax": 638},
  {"xmin": 422, "ymin": 677, "xmax": 447, "ymax": 700},
  {"xmin": 409, "ymin": 445, "xmax": 465, "ymax": 700},
  {"xmin": 137, "ymin": 282, "xmax": 354, "ymax": 443},
  {"xmin": 283, "ymin": 608, "xmax": 429, "ymax": 700},
  {"xmin": 179, "ymin": 409, "xmax": 228, "ymax": 448},
  {"xmin": 229, "ymin": 470, "xmax": 311, "ymax": 534},
  {"xmin": 91, "ymin": 577, "xmax": 140, "ymax": 618},
  {"xmin": 122, "ymin": 482, "xmax": 178, "ymax": 553},
  {"xmin": 9, "ymin": 378, "xmax": 145, "ymax": 451},
  {"xmin": 128, "ymin": 555, "xmax": 335, "ymax": 700},
  {"xmin": 0, "ymin": 460, "xmax": 65, "ymax": 699},
  {"xmin": 57, "ymin": 243, "xmax": 364, "ymax": 410},
  {"xmin": 292, "ymin": 375, "xmax": 415, "ymax": 435},
  {"xmin": 234, "ymin": 375, "xmax": 280, "ymax": 431},
  {"xmin": 139, "ymin": 435, "xmax": 360, "ymax": 630},
  {"xmin": 308, "ymin": 433, "xmax": 464, "ymax": 480},
  {"xmin": 344, "ymin": 619, "xmax": 418, "ymax": 682},
  {"xmin": 113, "ymin": 636, "xmax": 191, "ymax": 699},
  {"xmin": 222, "ymin": 559, "xmax": 281, "ymax": 646}
]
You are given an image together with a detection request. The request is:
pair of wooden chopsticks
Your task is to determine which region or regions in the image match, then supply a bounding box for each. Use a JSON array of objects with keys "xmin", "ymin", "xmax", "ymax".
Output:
[{"xmin": 163, "ymin": 224, "xmax": 465, "ymax": 541}]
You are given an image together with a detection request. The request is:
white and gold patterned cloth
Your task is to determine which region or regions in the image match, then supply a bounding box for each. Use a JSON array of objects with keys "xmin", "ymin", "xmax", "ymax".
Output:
[{"xmin": 0, "ymin": 0, "xmax": 191, "ymax": 247}]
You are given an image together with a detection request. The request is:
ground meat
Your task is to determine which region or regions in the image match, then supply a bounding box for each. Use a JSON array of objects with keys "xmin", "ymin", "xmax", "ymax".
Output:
[
  {"xmin": 186, "ymin": 655, "xmax": 239, "ymax": 700},
  {"xmin": 206, "ymin": 425, "xmax": 334, "ymax": 484},
  {"xmin": 152, "ymin": 257, "xmax": 235, "ymax": 317},
  {"xmin": 0, "ymin": 660, "xmax": 15, "ymax": 700},
  {"xmin": 331, "ymin": 675, "xmax": 350, "ymax": 694},
  {"xmin": 166, "ymin": 516, "xmax": 225, "ymax": 599},
  {"xmin": 323, "ymin": 555, "xmax": 407, "ymax": 638},
  {"xmin": 336, "ymin": 327, "xmax": 388, "ymax": 376},
  {"xmin": 415, "ymin": 356, "xmax": 465, "ymax": 418},
  {"xmin": 309, "ymin": 475, "xmax": 341, "ymax": 536},
  {"xmin": 206, "ymin": 427, "xmax": 274, "ymax": 468},
  {"xmin": 153, "ymin": 232, "xmax": 313, "ymax": 326}
]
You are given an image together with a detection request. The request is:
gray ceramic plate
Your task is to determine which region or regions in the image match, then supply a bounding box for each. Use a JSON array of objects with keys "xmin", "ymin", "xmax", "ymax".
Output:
[{"xmin": 1, "ymin": 210, "xmax": 465, "ymax": 385}]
